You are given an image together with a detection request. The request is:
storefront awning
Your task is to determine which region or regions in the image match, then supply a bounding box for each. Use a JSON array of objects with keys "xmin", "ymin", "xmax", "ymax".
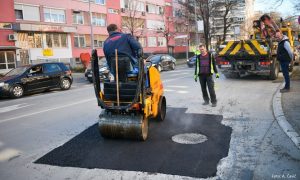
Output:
[
  {"xmin": 14, "ymin": 23, "xmax": 77, "ymax": 33},
  {"xmin": 0, "ymin": 46, "xmax": 21, "ymax": 50}
]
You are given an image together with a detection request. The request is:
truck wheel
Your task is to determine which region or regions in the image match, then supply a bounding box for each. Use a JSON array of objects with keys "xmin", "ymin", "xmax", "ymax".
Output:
[
  {"xmin": 154, "ymin": 96, "xmax": 166, "ymax": 121},
  {"xmin": 270, "ymin": 61, "xmax": 279, "ymax": 80}
]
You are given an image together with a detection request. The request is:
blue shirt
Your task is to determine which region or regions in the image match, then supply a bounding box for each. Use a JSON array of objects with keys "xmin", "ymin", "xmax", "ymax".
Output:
[{"xmin": 103, "ymin": 32, "xmax": 142, "ymax": 69}]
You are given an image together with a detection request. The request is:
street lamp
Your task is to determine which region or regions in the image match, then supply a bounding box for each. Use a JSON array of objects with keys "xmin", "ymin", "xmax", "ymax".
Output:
[
  {"xmin": 185, "ymin": 23, "xmax": 189, "ymax": 61},
  {"xmin": 88, "ymin": 0, "xmax": 94, "ymax": 49}
]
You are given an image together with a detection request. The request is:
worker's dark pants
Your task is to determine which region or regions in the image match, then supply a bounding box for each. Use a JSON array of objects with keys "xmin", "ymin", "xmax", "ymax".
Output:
[
  {"xmin": 280, "ymin": 61, "xmax": 290, "ymax": 89},
  {"xmin": 199, "ymin": 75, "xmax": 217, "ymax": 104}
]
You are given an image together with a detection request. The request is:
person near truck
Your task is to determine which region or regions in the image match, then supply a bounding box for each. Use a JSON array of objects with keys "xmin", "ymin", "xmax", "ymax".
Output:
[
  {"xmin": 194, "ymin": 44, "xmax": 220, "ymax": 107},
  {"xmin": 275, "ymin": 32, "xmax": 294, "ymax": 93},
  {"xmin": 259, "ymin": 14, "xmax": 281, "ymax": 39}
]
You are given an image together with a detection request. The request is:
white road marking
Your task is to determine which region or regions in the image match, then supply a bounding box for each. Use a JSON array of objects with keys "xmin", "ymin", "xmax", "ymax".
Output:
[
  {"xmin": 169, "ymin": 72, "xmax": 190, "ymax": 77},
  {"xmin": 0, "ymin": 148, "xmax": 21, "ymax": 162},
  {"xmin": 163, "ymin": 75, "xmax": 192, "ymax": 83},
  {"xmin": 0, "ymin": 103, "xmax": 31, "ymax": 114},
  {"xmin": 164, "ymin": 89, "xmax": 175, "ymax": 92},
  {"xmin": 0, "ymin": 98, "xmax": 95, "ymax": 124},
  {"xmin": 166, "ymin": 85, "xmax": 188, "ymax": 89}
]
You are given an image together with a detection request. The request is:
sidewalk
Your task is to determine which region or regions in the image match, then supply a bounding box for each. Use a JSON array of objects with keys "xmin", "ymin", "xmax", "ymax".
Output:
[{"xmin": 282, "ymin": 66, "xmax": 300, "ymax": 136}]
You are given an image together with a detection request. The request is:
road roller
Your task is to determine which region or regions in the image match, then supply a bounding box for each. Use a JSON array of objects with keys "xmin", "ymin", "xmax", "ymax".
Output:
[{"xmin": 91, "ymin": 49, "xmax": 166, "ymax": 141}]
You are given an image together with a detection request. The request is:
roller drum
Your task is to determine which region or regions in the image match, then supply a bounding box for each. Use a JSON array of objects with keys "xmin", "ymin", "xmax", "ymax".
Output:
[{"xmin": 98, "ymin": 111, "xmax": 148, "ymax": 141}]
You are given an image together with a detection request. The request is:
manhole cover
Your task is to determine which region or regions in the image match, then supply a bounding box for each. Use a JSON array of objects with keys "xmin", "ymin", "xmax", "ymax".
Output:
[{"xmin": 172, "ymin": 133, "xmax": 208, "ymax": 144}]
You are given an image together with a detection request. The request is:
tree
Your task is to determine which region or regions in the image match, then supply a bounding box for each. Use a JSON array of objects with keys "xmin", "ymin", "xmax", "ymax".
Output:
[
  {"xmin": 216, "ymin": 0, "xmax": 239, "ymax": 42},
  {"xmin": 196, "ymin": 0, "xmax": 216, "ymax": 48},
  {"xmin": 156, "ymin": 6, "xmax": 175, "ymax": 54},
  {"xmin": 121, "ymin": 1, "xmax": 145, "ymax": 38}
]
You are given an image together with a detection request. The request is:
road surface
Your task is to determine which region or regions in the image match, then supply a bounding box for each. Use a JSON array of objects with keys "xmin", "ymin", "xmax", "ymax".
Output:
[{"xmin": 0, "ymin": 65, "xmax": 299, "ymax": 180}]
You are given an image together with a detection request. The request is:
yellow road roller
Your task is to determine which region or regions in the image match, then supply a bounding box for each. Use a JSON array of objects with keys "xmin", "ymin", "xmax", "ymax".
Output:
[{"xmin": 91, "ymin": 49, "xmax": 166, "ymax": 141}]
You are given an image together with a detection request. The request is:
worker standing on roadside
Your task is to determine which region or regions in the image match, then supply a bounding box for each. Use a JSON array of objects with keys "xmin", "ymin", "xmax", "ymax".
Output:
[
  {"xmin": 276, "ymin": 32, "xmax": 293, "ymax": 93},
  {"xmin": 194, "ymin": 44, "xmax": 220, "ymax": 107}
]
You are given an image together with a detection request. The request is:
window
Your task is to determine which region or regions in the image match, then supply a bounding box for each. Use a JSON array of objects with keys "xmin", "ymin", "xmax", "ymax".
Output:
[
  {"xmin": 94, "ymin": 0, "xmax": 105, "ymax": 5},
  {"xmin": 147, "ymin": 20, "xmax": 164, "ymax": 30},
  {"xmin": 0, "ymin": 23, "xmax": 12, "ymax": 29},
  {"xmin": 46, "ymin": 33, "xmax": 68, "ymax": 48},
  {"xmin": 138, "ymin": 37, "xmax": 146, "ymax": 47},
  {"xmin": 14, "ymin": 4, "xmax": 40, "ymax": 21},
  {"xmin": 72, "ymin": 12, "xmax": 84, "ymax": 24},
  {"xmin": 146, "ymin": 4, "xmax": 163, "ymax": 14},
  {"xmin": 81, "ymin": 0, "xmax": 105, "ymax": 5},
  {"xmin": 108, "ymin": 8, "xmax": 119, "ymax": 14},
  {"xmin": 0, "ymin": 51, "xmax": 15, "ymax": 70},
  {"xmin": 44, "ymin": 8, "xmax": 65, "ymax": 23},
  {"xmin": 122, "ymin": 17, "xmax": 145, "ymax": 29},
  {"xmin": 158, "ymin": 37, "xmax": 166, "ymax": 47},
  {"xmin": 148, "ymin": 37, "xmax": 157, "ymax": 47},
  {"xmin": 17, "ymin": 33, "xmax": 42, "ymax": 48},
  {"xmin": 29, "ymin": 65, "xmax": 43, "ymax": 75},
  {"xmin": 15, "ymin": 10, "xmax": 23, "ymax": 20},
  {"xmin": 74, "ymin": 35, "xmax": 86, "ymax": 48},
  {"xmin": 43, "ymin": 64, "xmax": 61, "ymax": 73},
  {"xmin": 92, "ymin": 13, "xmax": 106, "ymax": 26},
  {"xmin": 93, "ymin": 35, "xmax": 107, "ymax": 48},
  {"xmin": 122, "ymin": 0, "xmax": 145, "ymax": 12}
]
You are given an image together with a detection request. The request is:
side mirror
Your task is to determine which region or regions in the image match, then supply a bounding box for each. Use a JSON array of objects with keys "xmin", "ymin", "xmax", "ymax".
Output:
[{"xmin": 145, "ymin": 60, "xmax": 152, "ymax": 68}]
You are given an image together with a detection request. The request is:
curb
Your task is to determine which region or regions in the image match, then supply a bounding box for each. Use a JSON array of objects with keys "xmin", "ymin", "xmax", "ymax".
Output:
[{"xmin": 272, "ymin": 83, "xmax": 300, "ymax": 150}]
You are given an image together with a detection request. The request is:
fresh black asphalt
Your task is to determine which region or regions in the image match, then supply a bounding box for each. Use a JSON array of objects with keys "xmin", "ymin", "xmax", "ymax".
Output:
[{"xmin": 35, "ymin": 108, "xmax": 232, "ymax": 178}]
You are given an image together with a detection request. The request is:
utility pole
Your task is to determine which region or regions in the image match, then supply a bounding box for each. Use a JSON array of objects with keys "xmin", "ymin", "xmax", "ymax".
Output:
[
  {"xmin": 89, "ymin": 0, "xmax": 94, "ymax": 49},
  {"xmin": 194, "ymin": 0, "xmax": 199, "ymax": 45},
  {"xmin": 186, "ymin": 23, "xmax": 189, "ymax": 60}
]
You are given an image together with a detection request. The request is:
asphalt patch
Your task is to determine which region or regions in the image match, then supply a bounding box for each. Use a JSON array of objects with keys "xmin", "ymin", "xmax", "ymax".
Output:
[{"xmin": 35, "ymin": 108, "xmax": 232, "ymax": 178}]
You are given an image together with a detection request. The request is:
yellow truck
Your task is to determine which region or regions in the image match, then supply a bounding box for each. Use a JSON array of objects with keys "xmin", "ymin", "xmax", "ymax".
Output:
[{"xmin": 217, "ymin": 21, "xmax": 298, "ymax": 80}]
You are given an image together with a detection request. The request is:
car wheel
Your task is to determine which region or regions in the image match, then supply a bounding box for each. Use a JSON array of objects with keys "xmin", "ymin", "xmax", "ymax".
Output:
[
  {"xmin": 10, "ymin": 84, "xmax": 24, "ymax": 98},
  {"xmin": 157, "ymin": 64, "xmax": 162, "ymax": 72},
  {"xmin": 170, "ymin": 62, "xmax": 176, "ymax": 70},
  {"xmin": 60, "ymin": 78, "xmax": 71, "ymax": 90}
]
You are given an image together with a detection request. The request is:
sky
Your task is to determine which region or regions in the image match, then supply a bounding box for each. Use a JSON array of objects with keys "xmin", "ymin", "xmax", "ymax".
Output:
[{"xmin": 254, "ymin": 0, "xmax": 298, "ymax": 17}]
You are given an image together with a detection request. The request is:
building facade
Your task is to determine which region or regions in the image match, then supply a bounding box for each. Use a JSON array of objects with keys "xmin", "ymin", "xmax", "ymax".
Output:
[
  {"xmin": 0, "ymin": 0, "xmax": 196, "ymax": 73},
  {"xmin": 0, "ymin": 0, "xmax": 17, "ymax": 74}
]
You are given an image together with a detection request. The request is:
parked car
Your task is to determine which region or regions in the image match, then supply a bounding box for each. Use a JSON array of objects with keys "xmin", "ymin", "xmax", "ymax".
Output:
[
  {"xmin": 0, "ymin": 62, "xmax": 72, "ymax": 98},
  {"xmin": 85, "ymin": 57, "xmax": 109, "ymax": 83},
  {"xmin": 187, "ymin": 56, "xmax": 196, "ymax": 68},
  {"xmin": 147, "ymin": 54, "xmax": 176, "ymax": 72}
]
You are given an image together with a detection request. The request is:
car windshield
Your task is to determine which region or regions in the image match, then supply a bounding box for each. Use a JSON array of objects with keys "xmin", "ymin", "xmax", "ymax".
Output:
[
  {"xmin": 149, "ymin": 55, "xmax": 161, "ymax": 63},
  {"xmin": 5, "ymin": 67, "xmax": 28, "ymax": 76}
]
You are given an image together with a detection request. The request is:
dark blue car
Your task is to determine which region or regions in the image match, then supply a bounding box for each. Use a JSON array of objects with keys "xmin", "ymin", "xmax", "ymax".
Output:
[
  {"xmin": 0, "ymin": 62, "xmax": 73, "ymax": 98},
  {"xmin": 187, "ymin": 56, "xmax": 196, "ymax": 68}
]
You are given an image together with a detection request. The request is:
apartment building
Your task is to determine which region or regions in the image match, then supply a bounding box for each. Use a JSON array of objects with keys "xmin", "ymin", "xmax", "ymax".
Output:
[
  {"xmin": 0, "ymin": 0, "xmax": 188, "ymax": 73},
  {"xmin": 0, "ymin": 0, "xmax": 17, "ymax": 74}
]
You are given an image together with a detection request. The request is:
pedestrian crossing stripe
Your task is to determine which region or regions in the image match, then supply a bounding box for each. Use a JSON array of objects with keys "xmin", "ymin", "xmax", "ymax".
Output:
[{"xmin": 219, "ymin": 40, "xmax": 268, "ymax": 57}]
